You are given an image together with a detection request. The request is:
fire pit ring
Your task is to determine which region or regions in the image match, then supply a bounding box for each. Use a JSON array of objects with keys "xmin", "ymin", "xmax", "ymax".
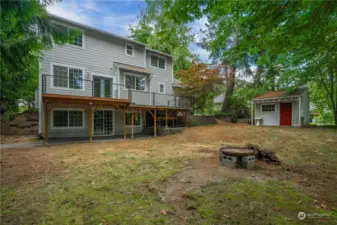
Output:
[{"xmin": 219, "ymin": 147, "xmax": 256, "ymax": 169}]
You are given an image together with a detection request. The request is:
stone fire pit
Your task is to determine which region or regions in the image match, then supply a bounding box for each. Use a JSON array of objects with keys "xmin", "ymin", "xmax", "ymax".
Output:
[{"xmin": 219, "ymin": 147, "xmax": 256, "ymax": 169}]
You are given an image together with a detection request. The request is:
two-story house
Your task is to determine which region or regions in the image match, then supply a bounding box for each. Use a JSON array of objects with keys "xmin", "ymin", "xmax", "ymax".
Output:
[{"xmin": 37, "ymin": 14, "xmax": 192, "ymax": 144}]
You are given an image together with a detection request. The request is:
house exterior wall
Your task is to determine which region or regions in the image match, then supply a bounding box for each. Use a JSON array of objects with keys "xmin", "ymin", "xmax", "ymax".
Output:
[
  {"xmin": 255, "ymin": 103, "xmax": 281, "ymax": 126},
  {"xmin": 292, "ymin": 101, "xmax": 299, "ymax": 126},
  {"xmin": 118, "ymin": 69, "xmax": 151, "ymax": 105},
  {"xmin": 145, "ymin": 52, "xmax": 174, "ymax": 95},
  {"xmin": 41, "ymin": 103, "xmax": 146, "ymax": 138},
  {"xmin": 39, "ymin": 19, "xmax": 174, "ymax": 101},
  {"xmin": 255, "ymin": 97, "xmax": 309, "ymax": 126},
  {"xmin": 38, "ymin": 17, "xmax": 175, "ymax": 137}
]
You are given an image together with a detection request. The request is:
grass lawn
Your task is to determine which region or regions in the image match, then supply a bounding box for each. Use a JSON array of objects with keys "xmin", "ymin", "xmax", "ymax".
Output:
[{"xmin": 1, "ymin": 124, "xmax": 337, "ymax": 224}]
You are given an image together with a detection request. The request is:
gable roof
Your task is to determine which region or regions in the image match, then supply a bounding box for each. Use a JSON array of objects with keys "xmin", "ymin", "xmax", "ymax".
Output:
[
  {"xmin": 48, "ymin": 14, "xmax": 172, "ymax": 58},
  {"xmin": 254, "ymin": 91, "xmax": 288, "ymax": 99},
  {"xmin": 253, "ymin": 88, "xmax": 307, "ymax": 100}
]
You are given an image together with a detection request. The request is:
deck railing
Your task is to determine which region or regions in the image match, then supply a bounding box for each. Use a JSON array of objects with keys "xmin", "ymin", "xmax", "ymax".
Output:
[{"xmin": 42, "ymin": 74, "xmax": 193, "ymax": 108}]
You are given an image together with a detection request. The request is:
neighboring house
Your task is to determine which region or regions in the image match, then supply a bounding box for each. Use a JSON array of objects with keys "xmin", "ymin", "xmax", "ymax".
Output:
[
  {"xmin": 213, "ymin": 94, "xmax": 224, "ymax": 111},
  {"xmin": 251, "ymin": 88, "xmax": 310, "ymax": 126},
  {"xmin": 36, "ymin": 14, "xmax": 192, "ymax": 144}
]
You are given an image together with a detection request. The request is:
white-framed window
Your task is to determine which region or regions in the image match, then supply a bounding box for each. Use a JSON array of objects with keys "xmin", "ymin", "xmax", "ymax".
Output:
[
  {"xmin": 159, "ymin": 83, "xmax": 165, "ymax": 94},
  {"xmin": 52, "ymin": 109, "xmax": 84, "ymax": 129},
  {"xmin": 262, "ymin": 104, "xmax": 276, "ymax": 112},
  {"xmin": 52, "ymin": 64, "xmax": 84, "ymax": 90},
  {"xmin": 69, "ymin": 29, "xmax": 83, "ymax": 47},
  {"xmin": 125, "ymin": 73, "xmax": 145, "ymax": 91},
  {"xmin": 54, "ymin": 24, "xmax": 83, "ymax": 48},
  {"xmin": 150, "ymin": 54, "xmax": 166, "ymax": 70},
  {"xmin": 125, "ymin": 43, "xmax": 134, "ymax": 56},
  {"xmin": 125, "ymin": 112, "xmax": 141, "ymax": 126}
]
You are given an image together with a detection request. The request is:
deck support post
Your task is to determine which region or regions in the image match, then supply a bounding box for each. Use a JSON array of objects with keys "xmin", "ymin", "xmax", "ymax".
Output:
[
  {"xmin": 123, "ymin": 106, "xmax": 126, "ymax": 139},
  {"xmin": 89, "ymin": 107, "xmax": 93, "ymax": 142},
  {"xmin": 44, "ymin": 101, "xmax": 48, "ymax": 145},
  {"xmin": 154, "ymin": 109, "xmax": 157, "ymax": 137},
  {"xmin": 131, "ymin": 109, "xmax": 134, "ymax": 139},
  {"xmin": 165, "ymin": 110, "xmax": 168, "ymax": 128}
]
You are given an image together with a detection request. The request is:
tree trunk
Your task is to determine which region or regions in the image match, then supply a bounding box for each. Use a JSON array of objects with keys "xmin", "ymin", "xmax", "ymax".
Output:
[
  {"xmin": 221, "ymin": 70, "xmax": 235, "ymax": 112},
  {"xmin": 254, "ymin": 64, "xmax": 263, "ymax": 87},
  {"xmin": 221, "ymin": 31, "xmax": 238, "ymax": 112},
  {"xmin": 318, "ymin": 68, "xmax": 337, "ymax": 125}
]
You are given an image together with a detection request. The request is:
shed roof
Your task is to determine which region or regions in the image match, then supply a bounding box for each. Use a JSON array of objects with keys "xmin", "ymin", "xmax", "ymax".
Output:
[
  {"xmin": 254, "ymin": 91, "xmax": 288, "ymax": 99},
  {"xmin": 253, "ymin": 88, "xmax": 306, "ymax": 100}
]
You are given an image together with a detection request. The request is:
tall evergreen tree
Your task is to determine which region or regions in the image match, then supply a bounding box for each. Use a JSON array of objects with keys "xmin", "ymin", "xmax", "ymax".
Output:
[{"xmin": 0, "ymin": 0, "xmax": 68, "ymax": 118}]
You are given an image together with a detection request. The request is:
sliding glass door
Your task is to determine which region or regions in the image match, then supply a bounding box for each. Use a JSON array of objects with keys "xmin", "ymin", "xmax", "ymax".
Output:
[
  {"xmin": 93, "ymin": 76, "xmax": 112, "ymax": 98},
  {"xmin": 93, "ymin": 110, "xmax": 113, "ymax": 136}
]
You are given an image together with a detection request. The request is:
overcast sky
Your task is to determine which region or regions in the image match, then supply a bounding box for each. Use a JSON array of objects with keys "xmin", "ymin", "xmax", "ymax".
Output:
[{"xmin": 47, "ymin": 0, "xmax": 210, "ymax": 62}]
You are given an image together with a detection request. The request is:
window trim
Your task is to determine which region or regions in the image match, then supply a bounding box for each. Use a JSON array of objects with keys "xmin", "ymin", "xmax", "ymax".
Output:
[
  {"xmin": 125, "ymin": 42, "xmax": 134, "ymax": 57},
  {"xmin": 261, "ymin": 103, "xmax": 277, "ymax": 113},
  {"xmin": 158, "ymin": 82, "xmax": 166, "ymax": 94},
  {"xmin": 50, "ymin": 62, "xmax": 85, "ymax": 91},
  {"xmin": 123, "ymin": 72, "xmax": 147, "ymax": 91},
  {"xmin": 51, "ymin": 108, "xmax": 85, "ymax": 129},
  {"xmin": 52, "ymin": 21, "xmax": 85, "ymax": 49},
  {"xmin": 149, "ymin": 53, "xmax": 166, "ymax": 70},
  {"xmin": 125, "ymin": 111, "xmax": 142, "ymax": 127}
]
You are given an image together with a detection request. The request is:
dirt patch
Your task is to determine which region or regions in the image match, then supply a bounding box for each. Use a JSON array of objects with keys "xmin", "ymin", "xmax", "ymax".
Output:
[
  {"xmin": 0, "ymin": 147, "xmax": 58, "ymax": 186},
  {"xmin": 159, "ymin": 153, "xmax": 276, "ymax": 223},
  {"xmin": 0, "ymin": 113, "xmax": 38, "ymax": 135},
  {"xmin": 0, "ymin": 135, "xmax": 39, "ymax": 144}
]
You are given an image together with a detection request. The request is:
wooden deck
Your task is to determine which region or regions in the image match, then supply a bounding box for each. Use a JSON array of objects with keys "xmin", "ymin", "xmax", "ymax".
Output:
[
  {"xmin": 41, "ymin": 94, "xmax": 190, "ymax": 145},
  {"xmin": 42, "ymin": 94, "xmax": 129, "ymax": 106}
]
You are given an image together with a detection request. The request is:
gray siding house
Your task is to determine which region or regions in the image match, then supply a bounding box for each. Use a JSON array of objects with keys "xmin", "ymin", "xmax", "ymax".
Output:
[{"xmin": 37, "ymin": 14, "xmax": 192, "ymax": 143}]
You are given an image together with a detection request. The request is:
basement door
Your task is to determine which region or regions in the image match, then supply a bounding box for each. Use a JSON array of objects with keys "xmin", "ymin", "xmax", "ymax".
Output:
[
  {"xmin": 280, "ymin": 103, "xmax": 292, "ymax": 126},
  {"xmin": 93, "ymin": 110, "xmax": 113, "ymax": 136}
]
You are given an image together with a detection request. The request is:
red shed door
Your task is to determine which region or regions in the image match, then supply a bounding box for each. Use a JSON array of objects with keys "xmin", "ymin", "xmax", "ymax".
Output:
[{"xmin": 280, "ymin": 103, "xmax": 292, "ymax": 126}]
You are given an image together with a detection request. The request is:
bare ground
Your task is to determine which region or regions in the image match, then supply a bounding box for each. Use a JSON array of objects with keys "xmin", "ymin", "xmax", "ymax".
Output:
[{"xmin": 1, "ymin": 124, "xmax": 337, "ymax": 224}]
